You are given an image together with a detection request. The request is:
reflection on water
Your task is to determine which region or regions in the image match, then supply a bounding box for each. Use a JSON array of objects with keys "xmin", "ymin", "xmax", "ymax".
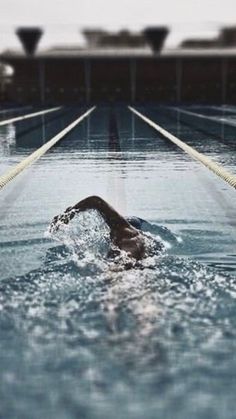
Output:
[
  {"xmin": 0, "ymin": 123, "xmax": 16, "ymax": 155},
  {"xmin": 1, "ymin": 105, "xmax": 236, "ymax": 419}
]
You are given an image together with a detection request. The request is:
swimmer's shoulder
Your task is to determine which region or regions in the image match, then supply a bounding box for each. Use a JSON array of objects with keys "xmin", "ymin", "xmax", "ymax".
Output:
[{"xmin": 126, "ymin": 216, "xmax": 146, "ymax": 230}]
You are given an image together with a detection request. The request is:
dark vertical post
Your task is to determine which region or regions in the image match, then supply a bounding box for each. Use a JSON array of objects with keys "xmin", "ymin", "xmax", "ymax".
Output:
[
  {"xmin": 221, "ymin": 58, "xmax": 227, "ymax": 104},
  {"xmin": 176, "ymin": 58, "xmax": 182, "ymax": 103},
  {"xmin": 41, "ymin": 114, "xmax": 46, "ymax": 143},
  {"xmin": 0, "ymin": 63, "xmax": 4, "ymax": 101},
  {"xmin": 131, "ymin": 112, "xmax": 135, "ymax": 145},
  {"xmin": 221, "ymin": 59, "xmax": 228, "ymax": 140},
  {"xmin": 84, "ymin": 59, "xmax": 91, "ymax": 104},
  {"xmin": 130, "ymin": 59, "xmax": 136, "ymax": 103},
  {"xmin": 39, "ymin": 59, "xmax": 45, "ymax": 104}
]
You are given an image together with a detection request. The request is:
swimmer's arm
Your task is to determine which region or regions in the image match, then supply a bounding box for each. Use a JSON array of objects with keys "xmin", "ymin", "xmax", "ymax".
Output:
[
  {"xmin": 67, "ymin": 196, "xmax": 131, "ymax": 231},
  {"xmin": 50, "ymin": 196, "xmax": 132, "ymax": 232}
]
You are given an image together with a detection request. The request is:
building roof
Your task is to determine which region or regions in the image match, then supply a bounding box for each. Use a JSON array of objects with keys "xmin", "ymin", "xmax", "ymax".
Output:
[{"xmin": 2, "ymin": 46, "xmax": 236, "ymax": 60}]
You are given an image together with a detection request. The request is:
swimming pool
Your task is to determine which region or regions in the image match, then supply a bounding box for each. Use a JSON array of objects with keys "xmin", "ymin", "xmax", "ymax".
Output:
[{"xmin": 1, "ymin": 104, "xmax": 236, "ymax": 419}]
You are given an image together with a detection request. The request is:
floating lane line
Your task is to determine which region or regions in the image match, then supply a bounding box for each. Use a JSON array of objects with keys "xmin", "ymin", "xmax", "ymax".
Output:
[
  {"xmin": 128, "ymin": 106, "xmax": 236, "ymax": 190},
  {"xmin": 0, "ymin": 106, "xmax": 96, "ymax": 190},
  {"xmin": 0, "ymin": 105, "xmax": 32, "ymax": 115},
  {"xmin": 0, "ymin": 106, "xmax": 62, "ymax": 127},
  {"xmin": 210, "ymin": 105, "xmax": 236, "ymax": 115},
  {"xmin": 170, "ymin": 106, "xmax": 236, "ymax": 128}
]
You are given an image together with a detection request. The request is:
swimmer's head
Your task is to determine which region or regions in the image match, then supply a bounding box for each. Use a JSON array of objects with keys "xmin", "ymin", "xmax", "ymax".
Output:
[{"xmin": 126, "ymin": 216, "xmax": 144, "ymax": 230}]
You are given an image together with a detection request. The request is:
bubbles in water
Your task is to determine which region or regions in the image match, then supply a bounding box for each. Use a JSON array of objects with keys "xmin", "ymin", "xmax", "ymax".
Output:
[{"xmin": 47, "ymin": 209, "xmax": 111, "ymax": 270}]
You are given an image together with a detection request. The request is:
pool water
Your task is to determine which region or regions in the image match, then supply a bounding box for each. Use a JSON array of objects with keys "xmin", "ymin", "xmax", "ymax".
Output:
[{"xmin": 1, "ymin": 105, "xmax": 236, "ymax": 419}]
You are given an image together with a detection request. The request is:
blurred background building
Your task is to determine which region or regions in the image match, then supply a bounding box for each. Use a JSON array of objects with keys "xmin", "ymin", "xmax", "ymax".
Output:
[{"xmin": 1, "ymin": 24, "xmax": 236, "ymax": 104}]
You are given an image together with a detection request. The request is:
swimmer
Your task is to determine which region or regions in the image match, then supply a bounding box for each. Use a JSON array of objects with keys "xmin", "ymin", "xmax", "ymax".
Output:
[{"xmin": 50, "ymin": 196, "xmax": 161, "ymax": 261}]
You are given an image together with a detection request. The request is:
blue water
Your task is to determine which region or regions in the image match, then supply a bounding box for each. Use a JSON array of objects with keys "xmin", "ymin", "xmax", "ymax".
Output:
[{"xmin": 1, "ymin": 105, "xmax": 236, "ymax": 419}]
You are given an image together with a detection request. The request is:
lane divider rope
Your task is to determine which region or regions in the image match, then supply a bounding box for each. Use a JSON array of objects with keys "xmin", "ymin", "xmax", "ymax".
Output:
[
  {"xmin": 170, "ymin": 106, "xmax": 236, "ymax": 128},
  {"xmin": 210, "ymin": 105, "xmax": 236, "ymax": 115},
  {"xmin": 0, "ymin": 106, "xmax": 62, "ymax": 127},
  {"xmin": 128, "ymin": 106, "xmax": 236, "ymax": 189},
  {"xmin": 0, "ymin": 106, "xmax": 96, "ymax": 190},
  {"xmin": 0, "ymin": 105, "xmax": 32, "ymax": 115}
]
